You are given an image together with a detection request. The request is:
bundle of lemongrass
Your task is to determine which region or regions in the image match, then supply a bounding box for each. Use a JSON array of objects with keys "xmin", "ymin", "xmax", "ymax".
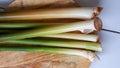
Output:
[{"xmin": 0, "ymin": 7, "xmax": 102, "ymax": 62}]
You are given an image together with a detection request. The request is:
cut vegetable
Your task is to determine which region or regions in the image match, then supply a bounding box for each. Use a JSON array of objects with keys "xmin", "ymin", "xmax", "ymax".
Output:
[
  {"xmin": 0, "ymin": 46, "xmax": 98, "ymax": 62},
  {"xmin": 37, "ymin": 33, "xmax": 99, "ymax": 42},
  {"xmin": 0, "ymin": 7, "xmax": 102, "ymax": 21},
  {"xmin": 0, "ymin": 18, "xmax": 102, "ymax": 41},
  {"xmin": 0, "ymin": 22, "xmax": 70, "ymax": 29},
  {"xmin": 4, "ymin": 39, "xmax": 102, "ymax": 51},
  {"xmin": 0, "ymin": 22, "xmax": 66, "ymax": 28}
]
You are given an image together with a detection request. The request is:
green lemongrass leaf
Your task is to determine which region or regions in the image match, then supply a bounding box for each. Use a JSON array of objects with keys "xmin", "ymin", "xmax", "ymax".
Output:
[
  {"xmin": 0, "ymin": 23, "xmax": 40, "ymax": 28},
  {"xmin": 0, "ymin": 19, "xmax": 102, "ymax": 41},
  {"xmin": 4, "ymin": 39, "xmax": 102, "ymax": 51},
  {"xmin": 0, "ymin": 23, "xmax": 64, "ymax": 28},
  {"xmin": 0, "ymin": 7, "xmax": 102, "ymax": 21},
  {"xmin": 0, "ymin": 46, "xmax": 98, "ymax": 62},
  {"xmin": 0, "ymin": 30, "xmax": 11, "ymax": 32},
  {"xmin": 0, "ymin": 29, "xmax": 20, "ymax": 33}
]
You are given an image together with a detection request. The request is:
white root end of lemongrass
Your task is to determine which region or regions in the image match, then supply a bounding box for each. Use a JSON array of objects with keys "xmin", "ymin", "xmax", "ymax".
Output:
[
  {"xmin": 0, "ymin": 7, "xmax": 102, "ymax": 20},
  {"xmin": 35, "ymin": 18, "xmax": 102, "ymax": 34},
  {"xmin": 92, "ymin": 7, "xmax": 103, "ymax": 19},
  {"xmin": 64, "ymin": 18, "xmax": 102, "ymax": 33},
  {"xmin": 40, "ymin": 17, "xmax": 102, "ymax": 34},
  {"xmin": 41, "ymin": 33, "xmax": 99, "ymax": 42},
  {"xmin": 61, "ymin": 49, "xmax": 99, "ymax": 62},
  {"xmin": 77, "ymin": 17, "xmax": 102, "ymax": 33}
]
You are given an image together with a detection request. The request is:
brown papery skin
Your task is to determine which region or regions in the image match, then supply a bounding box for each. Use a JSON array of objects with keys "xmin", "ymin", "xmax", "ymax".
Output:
[{"xmin": 92, "ymin": 7, "xmax": 103, "ymax": 19}]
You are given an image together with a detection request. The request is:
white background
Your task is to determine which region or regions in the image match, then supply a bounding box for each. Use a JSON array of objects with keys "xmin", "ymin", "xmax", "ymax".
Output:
[
  {"xmin": 91, "ymin": 0, "xmax": 120, "ymax": 68},
  {"xmin": 0, "ymin": 0, "xmax": 120, "ymax": 68}
]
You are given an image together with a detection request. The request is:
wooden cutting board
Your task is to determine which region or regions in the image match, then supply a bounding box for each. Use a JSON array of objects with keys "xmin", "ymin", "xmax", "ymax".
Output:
[
  {"xmin": 0, "ymin": 51, "xmax": 91, "ymax": 68},
  {"xmin": 5, "ymin": 0, "xmax": 79, "ymax": 12}
]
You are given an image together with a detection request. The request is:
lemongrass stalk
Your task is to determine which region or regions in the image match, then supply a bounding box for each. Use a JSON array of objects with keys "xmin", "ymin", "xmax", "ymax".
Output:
[
  {"xmin": 0, "ymin": 18, "xmax": 102, "ymax": 41},
  {"xmin": 0, "ymin": 30, "xmax": 17, "ymax": 33},
  {"xmin": 0, "ymin": 7, "xmax": 102, "ymax": 21},
  {"xmin": 0, "ymin": 23, "xmax": 41, "ymax": 28},
  {"xmin": 0, "ymin": 30, "xmax": 11, "ymax": 32},
  {"xmin": 39, "ymin": 33, "xmax": 99, "ymax": 42},
  {"xmin": 5, "ymin": 39, "xmax": 102, "ymax": 51},
  {"xmin": 0, "ymin": 46, "xmax": 98, "ymax": 62},
  {"xmin": 0, "ymin": 23, "xmax": 63, "ymax": 28},
  {"xmin": 0, "ymin": 23, "xmax": 99, "ymax": 42}
]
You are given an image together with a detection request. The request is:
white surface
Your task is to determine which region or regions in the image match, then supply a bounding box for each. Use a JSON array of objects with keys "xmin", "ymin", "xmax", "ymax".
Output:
[
  {"xmin": 0, "ymin": 0, "xmax": 120, "ymax": 68},
  {"xmin": 91, "ymin": 0, "xmax": 120, "ymax": 68}
]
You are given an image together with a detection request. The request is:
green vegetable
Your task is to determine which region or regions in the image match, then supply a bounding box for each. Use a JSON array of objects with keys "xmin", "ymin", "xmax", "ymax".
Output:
[
  {"xmin": 0, "ymin": 19, "xmax": 102, "ymax": 41},
  {"xmin": 0, "ymin": 23, "xmax": 64, "ymax": 28},
  {"xmin": 0, "ymin": 7, "xmax": 102, "ymax": 21},
  {"xmin": 0, "ymin": 46, "xmax": 98, "ymax": 61},
  {"xmin": 0, "ymin": 29, "xmax": 19, "ymax": 33},
  {"xmin": 0, "ymin": 23, "xmax": 40, "ymax": 28},
  {"xmin": 40, "ymin": 33, "xmax": 99, "ymax": 42},
  {"xmin": 4, "ymin": 39, "xmax": 102, "ymax": 51}
]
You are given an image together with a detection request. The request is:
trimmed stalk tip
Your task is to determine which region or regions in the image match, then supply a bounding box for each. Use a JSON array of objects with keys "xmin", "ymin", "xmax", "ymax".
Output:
[
  {"xmin": 94, "ymin": 17, "xmax": 102, "ymax": 31},
  {"xmin": 92, "ymin": 7, "xmax": 103, "ymax": 19}
]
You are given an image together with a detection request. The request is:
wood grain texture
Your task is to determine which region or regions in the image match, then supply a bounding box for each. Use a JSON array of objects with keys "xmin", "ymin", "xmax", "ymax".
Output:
[
  {"xmin": 4, "ymin": 0, "xmax": 79, "ymax": 12},
  {"xmin": 0, "ymin": 51, "xmax": 91, "ymax": 68}
]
